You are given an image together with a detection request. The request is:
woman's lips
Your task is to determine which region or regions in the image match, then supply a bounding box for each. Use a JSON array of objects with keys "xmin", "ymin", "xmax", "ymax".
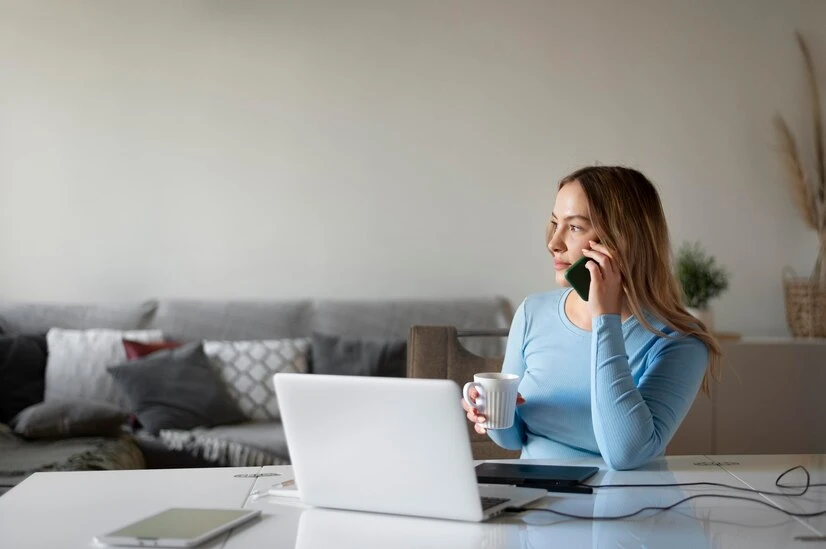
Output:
[{"xmin": 554, "ymin": 260, "xmax": 570, "ymax": 271}]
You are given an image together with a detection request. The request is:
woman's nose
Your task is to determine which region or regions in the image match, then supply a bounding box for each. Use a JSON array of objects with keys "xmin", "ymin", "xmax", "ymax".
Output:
[{"xmin": 548, "ymin": 232, "xmax": 564, "ymax": 253}]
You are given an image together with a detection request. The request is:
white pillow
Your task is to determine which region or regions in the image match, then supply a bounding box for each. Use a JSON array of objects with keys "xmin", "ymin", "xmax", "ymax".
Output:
[
  {"xmin": 203, "ymin": 339, "xmax": 310, "ymax": 421},
  {"xmin": 45, "ymin": 328, "xmax": 164, "ymax": 409}
]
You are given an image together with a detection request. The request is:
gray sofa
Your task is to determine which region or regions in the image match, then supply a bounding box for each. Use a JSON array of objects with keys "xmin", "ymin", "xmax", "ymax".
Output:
[{"xmin": 0, "ymin": 297, "xmax": 511, "ymax": 493}]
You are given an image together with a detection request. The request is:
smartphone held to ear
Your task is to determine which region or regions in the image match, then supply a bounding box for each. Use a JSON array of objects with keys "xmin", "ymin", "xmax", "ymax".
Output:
[{"xmin": 564, "ymin": 256, "xmax": 591, "ymax": 301}]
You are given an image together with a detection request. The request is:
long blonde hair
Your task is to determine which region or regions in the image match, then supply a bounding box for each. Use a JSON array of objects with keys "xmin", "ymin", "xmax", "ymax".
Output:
[{"xmin": 556, "ymin": 166, "xmax": 722, "ymax": 395}]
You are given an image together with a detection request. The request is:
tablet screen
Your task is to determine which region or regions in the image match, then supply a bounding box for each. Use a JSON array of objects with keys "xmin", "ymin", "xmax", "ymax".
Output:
[{"xmin": 105, "ymin": 508, "xmax": 256, "ymax": 540}]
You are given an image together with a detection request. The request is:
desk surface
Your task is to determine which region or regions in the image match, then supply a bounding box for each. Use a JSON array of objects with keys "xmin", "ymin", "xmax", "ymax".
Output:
[{"xmin": 0, "ymin": 455, "xmax": 823, "ymax": 549}]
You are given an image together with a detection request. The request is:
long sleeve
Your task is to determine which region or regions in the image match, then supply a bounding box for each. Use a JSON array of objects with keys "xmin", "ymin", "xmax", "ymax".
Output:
[
  {"xmin": 590, "ymin": 314, "xmax": 707, "ymax": 470},
  {"xmin": 486, "ymin": 300, "xmax": 528, "ymax": 451}
]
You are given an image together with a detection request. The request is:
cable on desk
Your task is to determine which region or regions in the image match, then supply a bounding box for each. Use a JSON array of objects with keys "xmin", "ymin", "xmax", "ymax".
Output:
[
  {"xmin": 580, "ymin": 465, "xmax": 824, "ymax": 497},
  {"xmin": 504, "ymin": 465, "xmax": 826, "ymax": 521}
]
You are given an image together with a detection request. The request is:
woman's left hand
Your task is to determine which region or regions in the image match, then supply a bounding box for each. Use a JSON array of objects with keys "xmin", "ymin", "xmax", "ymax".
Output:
[{"xmin": 582, "ymin": 240, "xmax": 624, "ymax": 318}]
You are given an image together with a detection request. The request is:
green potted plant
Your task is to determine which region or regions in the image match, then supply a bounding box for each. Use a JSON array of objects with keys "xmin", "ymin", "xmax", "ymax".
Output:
[{"xmin": 675, "ymin": 241, "xmax": 730, "ymax": 331}]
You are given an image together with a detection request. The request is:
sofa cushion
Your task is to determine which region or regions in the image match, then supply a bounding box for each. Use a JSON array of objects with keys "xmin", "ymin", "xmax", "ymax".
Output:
[
  {"xmin": 123, "ymin": 339, "xmax": 183, "ymax": 360},
  {"xmin": 107, "ymin": 342, "xmax": 246, "ymax": 435},
  {"xmin": 0, "ymin": 334, "xmax": 49, "ymax": 424},
  {"xmin": 160, "ymin": 421, "xmax": 289, "ymax": 466},
  {"xmin": 45, "ymin": 329, "xmax": 164, "ymax": 409},
  {"xmin": 204, "ymin": 339, "xmax": 311, "ymax": 421},
  {"xmin": 310, "ymin": 332, "xmax": 406, "ymax": 377},
  {"xmin": 146, "ymin": 300, "xmax": 313, "ymax": 341},
  {"xmin": 0, "ymin": 301, "xmax": 156, "ymax": 334},
  {"xmin": 10, "ymin": 399, "xmax": 129, "ymax": 439}
]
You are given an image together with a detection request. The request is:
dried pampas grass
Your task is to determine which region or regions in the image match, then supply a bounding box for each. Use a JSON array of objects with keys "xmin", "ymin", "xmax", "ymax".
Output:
[
  {"xmin": 773, "ymin": 115, "xmax": 819, "ymax": 230},
  {"xmin": 797, "ymin": 31, "xmax": 826, "ymax": 205},
  {"xmin": 773, "ymin": 31, "xmax": 826, "ymax": 284}
]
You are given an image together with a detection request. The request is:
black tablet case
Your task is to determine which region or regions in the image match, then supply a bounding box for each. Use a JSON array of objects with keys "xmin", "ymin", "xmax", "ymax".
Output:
[{"xmin": 475, "ymin": 463, "xmax": 599, "ymax": 490}]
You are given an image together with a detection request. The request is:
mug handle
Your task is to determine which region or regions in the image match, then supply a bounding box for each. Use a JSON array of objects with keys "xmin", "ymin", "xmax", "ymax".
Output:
[{"xmin": 462, "ymin": 382, "xmax": 486, "ymax": 411}]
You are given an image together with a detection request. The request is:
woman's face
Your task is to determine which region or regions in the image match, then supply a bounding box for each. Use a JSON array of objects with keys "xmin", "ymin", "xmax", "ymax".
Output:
[{"xmin": 548, "ymin": 181, "xmax": 599, "ymax": 287}]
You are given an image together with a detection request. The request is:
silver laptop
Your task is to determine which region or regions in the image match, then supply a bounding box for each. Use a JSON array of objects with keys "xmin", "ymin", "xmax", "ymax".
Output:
[{"xmin": 273, "ymin": 373, "xmax": 546, "ymax": 522}]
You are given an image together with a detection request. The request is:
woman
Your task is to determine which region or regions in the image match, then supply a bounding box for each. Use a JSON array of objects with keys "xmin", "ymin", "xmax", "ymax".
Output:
[{"xmin": 463, "ymin": 165, "xmax": 721, "ymax": 470}]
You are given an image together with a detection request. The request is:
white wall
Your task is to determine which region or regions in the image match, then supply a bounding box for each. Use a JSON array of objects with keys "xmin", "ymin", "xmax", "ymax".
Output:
[{"xmin": 1, "ymin": 0, "xmax": 824, "ymax": 336}]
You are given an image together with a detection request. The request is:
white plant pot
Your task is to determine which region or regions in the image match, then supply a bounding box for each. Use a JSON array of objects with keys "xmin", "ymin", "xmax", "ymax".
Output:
[{"xmin": 686, "ymin": 307, "xmax": 714, "ymax": 331}]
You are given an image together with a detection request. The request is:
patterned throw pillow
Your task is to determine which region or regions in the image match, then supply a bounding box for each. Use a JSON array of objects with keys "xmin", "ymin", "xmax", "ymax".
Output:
[
  {"xmin": 203, "ymin": 339, "xmax": 310, "ymax": 421},
  {"xmin": 45, "ymin": 329, "xmax": 164, "ymax": 409}
]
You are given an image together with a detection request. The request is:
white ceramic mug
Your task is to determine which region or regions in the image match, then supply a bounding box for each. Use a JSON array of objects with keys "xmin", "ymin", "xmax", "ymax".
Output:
[{"xmin": 462, "ymin": 373, "xmax": 520, "ymax": 430}]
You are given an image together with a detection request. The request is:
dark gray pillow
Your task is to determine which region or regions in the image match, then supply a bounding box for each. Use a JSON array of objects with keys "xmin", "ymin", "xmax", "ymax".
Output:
[
  {"xmin": 11, "ymin": 399, "xmax": 128, "ymax": 439},
  {"xmin": 311, "ymin": 332, "xmax": 407, "ymax": 377},
  {"xmin": 107, "ymin": 342, "xmax": 246, "ymax": 435},
  {"xmin": 0, "ymin": 334, "xmax": 49, "ymax": 424}
]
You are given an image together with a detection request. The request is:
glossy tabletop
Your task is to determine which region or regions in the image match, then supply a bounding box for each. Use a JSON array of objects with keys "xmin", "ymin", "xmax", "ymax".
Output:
[
  {"xmin": 715, "ymin": 454, "xmax": 826, "ymax": 536},
  {"xmin": 233, "ymin": 455, "xmax": 825, "ymax": 549},
  {"xmin": 0, "ymin": 467, "xmax": 262, "ymax": 549},
  {"xmin": 0, "ymin": 455, "xmax": 823, "ymax": 548}
]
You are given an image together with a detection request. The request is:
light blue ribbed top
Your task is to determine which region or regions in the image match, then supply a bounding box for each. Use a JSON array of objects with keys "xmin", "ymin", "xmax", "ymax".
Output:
[{"xmin": 486, "ymin": 288, "xmax": 708, "ymax": 470}]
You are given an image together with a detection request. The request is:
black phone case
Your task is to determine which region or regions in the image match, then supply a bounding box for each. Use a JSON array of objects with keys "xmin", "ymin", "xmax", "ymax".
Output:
[{"xmin": 564, "ymin": 255, "xmax": 591, "ymax": 301}]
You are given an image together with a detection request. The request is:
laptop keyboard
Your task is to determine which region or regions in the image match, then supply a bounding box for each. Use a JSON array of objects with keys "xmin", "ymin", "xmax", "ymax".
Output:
[{"xmin": 480, "ymin": 496, "xmax": 510, "ymax": 510}]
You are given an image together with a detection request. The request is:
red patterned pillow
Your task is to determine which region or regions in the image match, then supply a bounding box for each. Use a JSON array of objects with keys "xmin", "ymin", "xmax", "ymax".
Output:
[{"xmin": 122, "ymin": 339, "xmax": 183, "ymax": 360}]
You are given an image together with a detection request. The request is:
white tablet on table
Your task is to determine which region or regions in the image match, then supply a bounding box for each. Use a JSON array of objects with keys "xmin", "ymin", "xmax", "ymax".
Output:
[{"xmin": 94, "ymin": 507, "xmax": 261, "ymax": 547}]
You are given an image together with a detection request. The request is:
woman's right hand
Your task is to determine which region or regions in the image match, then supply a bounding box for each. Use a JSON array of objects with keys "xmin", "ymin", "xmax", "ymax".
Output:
[{"xmin": 461, "ymin": 388, "xmax": 525, "ymax": 435}]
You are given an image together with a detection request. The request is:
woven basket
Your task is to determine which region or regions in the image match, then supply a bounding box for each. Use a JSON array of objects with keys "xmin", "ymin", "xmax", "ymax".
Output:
[{"xmin": 783, "ymin": 276, "xmax": 826, "ymax": 337}]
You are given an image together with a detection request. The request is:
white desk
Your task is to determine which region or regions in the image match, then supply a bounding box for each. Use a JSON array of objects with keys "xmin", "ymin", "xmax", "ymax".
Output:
[
  {"xmin": 233, "ymin": 455, "xmax": 824, "ymax": 549},
  {"xmin": 0, "ymin": 456, "xmax": 823, "ymax": 548},
  {"xmin": 715, "ymin": 454, "xmax": 826, "ymax": 536},
  {"xmin": 0, "ymin": 467, "xmax": 262, "ymax": 549}
]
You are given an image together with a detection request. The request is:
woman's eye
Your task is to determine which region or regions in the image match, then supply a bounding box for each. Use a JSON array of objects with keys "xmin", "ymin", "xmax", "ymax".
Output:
[{"xmin": 570, "ymin": 225, "xmax": 581, "ymax": 232}]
